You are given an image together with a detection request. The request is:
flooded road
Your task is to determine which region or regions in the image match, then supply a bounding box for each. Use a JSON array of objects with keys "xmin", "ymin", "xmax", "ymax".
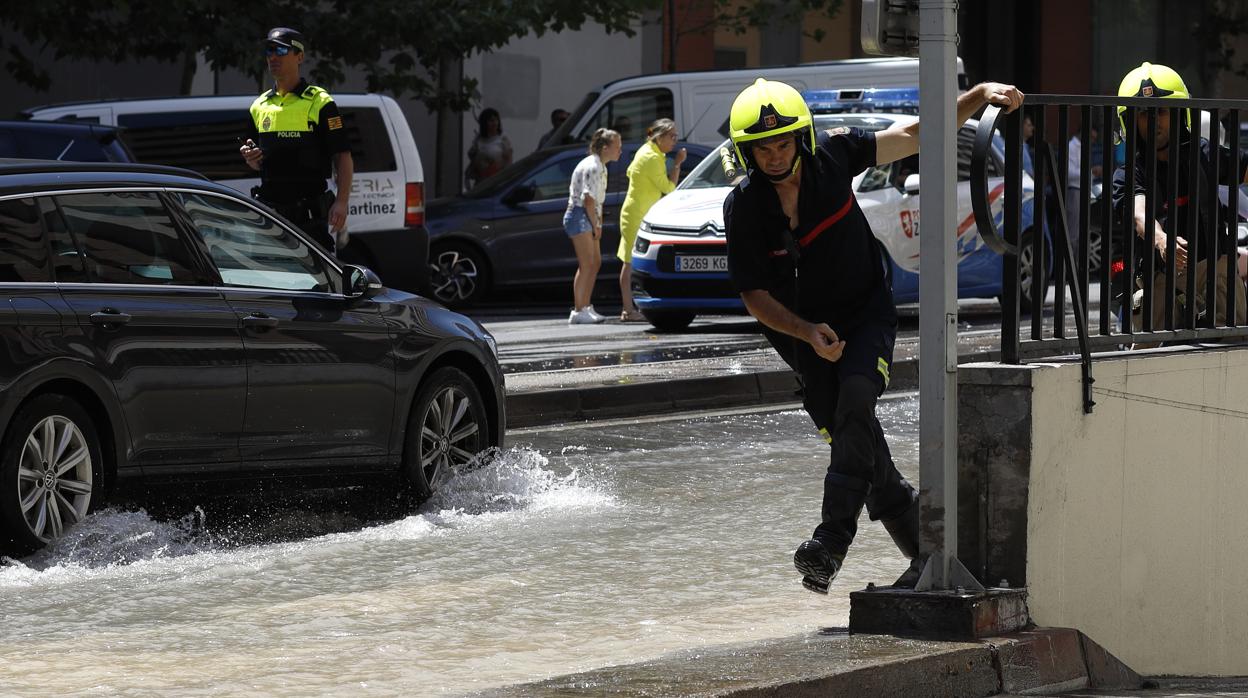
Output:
[{"xmin": 0, "ymin": 395, "xmax": 919, "ymax": 696}]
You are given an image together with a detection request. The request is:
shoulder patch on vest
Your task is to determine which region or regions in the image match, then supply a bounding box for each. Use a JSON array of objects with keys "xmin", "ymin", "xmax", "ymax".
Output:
[
  {"xmin": 327, "ymin": 115, "xmax": 343, "ymax": 130},
  {"xmin": 826, "ymin": 127, "xmax": 850, "ymax": 136}
]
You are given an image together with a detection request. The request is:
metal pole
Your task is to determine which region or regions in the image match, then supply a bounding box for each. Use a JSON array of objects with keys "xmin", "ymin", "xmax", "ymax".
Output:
[{"xmin": 915, "ymin": 0, "xmax": 982, "ymax": 592}]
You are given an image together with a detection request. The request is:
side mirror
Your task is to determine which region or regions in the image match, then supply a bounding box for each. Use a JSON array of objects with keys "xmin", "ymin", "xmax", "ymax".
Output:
[
  {"xmin": 903, "ymin": 174, "xmax": 921, "ymax": 195},
  {"xmin": 502, "ymin": 183, "xmax": 536, "ymax": 207},
  {"xmin": 343, "ymin": 264, "xmax": 384, "ymax": 300}
]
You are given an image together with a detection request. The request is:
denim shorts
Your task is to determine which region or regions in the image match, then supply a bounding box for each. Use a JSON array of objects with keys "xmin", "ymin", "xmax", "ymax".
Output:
[{"xmin": 563, "ymin": 205, "xmax": 592, "ymax": 237}]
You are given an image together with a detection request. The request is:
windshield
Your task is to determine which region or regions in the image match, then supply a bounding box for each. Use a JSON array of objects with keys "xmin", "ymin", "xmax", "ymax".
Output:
[
  {"xmin": 462, "ymin": 149, "xmax": 554, "ymax": 199},
  {"xmin": 544, "ymin": 90, "xmax": 600, "ymax": 147},
  {"xmin": 679, "ymin": 114, "xmax": 904, "ymax": 190}
]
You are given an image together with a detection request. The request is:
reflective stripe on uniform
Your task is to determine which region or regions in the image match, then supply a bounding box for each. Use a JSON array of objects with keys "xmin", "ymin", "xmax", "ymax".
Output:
[{"xmin": 877, "ymin": 356, "xmax": 890, "ymax": 388}]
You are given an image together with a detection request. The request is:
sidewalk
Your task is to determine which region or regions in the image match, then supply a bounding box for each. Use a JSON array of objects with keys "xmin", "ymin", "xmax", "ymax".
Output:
[{"xmin": 488, "ymin": 314, "xmax": 1003, "ymax": 428}]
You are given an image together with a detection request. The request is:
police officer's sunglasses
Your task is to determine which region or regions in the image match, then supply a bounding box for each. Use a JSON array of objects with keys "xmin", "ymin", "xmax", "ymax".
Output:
[{"xmin": 264, "ymin": 45, "xmax": 293, "ymax": 57}]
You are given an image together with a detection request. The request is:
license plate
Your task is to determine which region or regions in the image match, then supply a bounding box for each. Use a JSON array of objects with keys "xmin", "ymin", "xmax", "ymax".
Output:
[{"xmin": 675, "ymin": 255, "xmax": 727, "ymax": 272}]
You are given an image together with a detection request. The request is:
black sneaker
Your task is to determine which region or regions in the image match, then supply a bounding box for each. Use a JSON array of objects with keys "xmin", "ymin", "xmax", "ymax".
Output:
[{"xmin": 793, "ymin": 539, "xmax": 844, "ymax": 595}]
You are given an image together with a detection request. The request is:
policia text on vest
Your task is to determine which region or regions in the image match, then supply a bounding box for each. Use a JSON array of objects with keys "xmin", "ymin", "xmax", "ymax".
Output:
[{"xmin": 241, "ymin": 26, "xmax": 354, "ymax": 254}]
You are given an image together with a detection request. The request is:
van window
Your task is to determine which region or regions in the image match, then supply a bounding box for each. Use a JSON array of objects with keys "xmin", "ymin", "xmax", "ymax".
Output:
[
  {"xmin": 55, "ymin": 191, "xmax": 199, "ymax": 286},
  {"xmin": 581, "ymin": 88, "xmax": 674, "ymax": 142},
  {"xmin": 119, "ymin": 110, "xmax": 254, "ymax": 180},
  {"xmin": 956, "ymin": 126, "xmax": 1001, "ymax": 181},
  {"xmin": 340, "ymin": 107, "xmax": 397, "ymax": 173},
  {"xmin": 118, "ymin": 106, "xmax": 395, "ymax": 179},
  {"xmin": 0, "ymin": 198, "xmax": 50, "ymax": 283}
]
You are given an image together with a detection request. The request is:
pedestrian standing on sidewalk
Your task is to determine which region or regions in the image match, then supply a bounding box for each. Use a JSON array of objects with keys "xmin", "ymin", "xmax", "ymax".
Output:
[
  {"xmin": 618, "ymin": 118, "xmax": 686, "ymax": 322},
  {"xmin": 1064, "ymin": 124, "xmax": 1102, "ymax": 254},
  {"xmin": 723, "ymin": 78, "xmax": 1023, "ymax": 594},
  {"xmin": 239, "ymin": 27, "xmax": 353, "ymax": 254},
  {"xmin": 564, "ymin": 128, "xmax": 622, "ymax": 325},
  {"xmin": 466, "ymin": 108, "xmax": 513, "ymax": 190}
]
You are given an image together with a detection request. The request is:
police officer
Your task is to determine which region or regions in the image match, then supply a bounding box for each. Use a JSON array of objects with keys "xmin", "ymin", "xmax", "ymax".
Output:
[
  {"xmin": 723, "ymin": 78, "xmax": 1023, "ymax": 594},
  {"xmin": 240, "ymin": 27, "xmax": 353, "ymax": 253}
]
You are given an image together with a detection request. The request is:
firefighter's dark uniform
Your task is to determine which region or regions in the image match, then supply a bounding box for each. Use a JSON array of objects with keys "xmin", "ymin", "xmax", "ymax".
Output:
[
  {"xmin": 725, "ymin": 128, "xmax": 918, "ymax": 562},
  {"xmin": 247, "ymin": 79, "xmax": 349, "ymax": 252}
]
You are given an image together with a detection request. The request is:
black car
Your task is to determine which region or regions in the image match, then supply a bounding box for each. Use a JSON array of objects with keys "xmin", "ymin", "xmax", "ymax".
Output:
[
  {"xmin": 0, "ymin": 120, "xmax": 134, "ymax": 163},
  {"xmin": 0, "ymin": 160, "xmax": 504, "ymax": 554},
  {"xmin": 425, "ymin": 141, "xmax": 710, "ymax": 306}
]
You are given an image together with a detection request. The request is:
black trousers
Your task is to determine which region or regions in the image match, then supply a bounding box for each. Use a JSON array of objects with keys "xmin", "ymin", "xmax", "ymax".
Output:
[
  {"xmin": 797, "ymin": 321, "xmax": 917, "ymax": 556},
  {"xmin": 257, "ymin": 190, "xmax": 335, "ymax": 254}
]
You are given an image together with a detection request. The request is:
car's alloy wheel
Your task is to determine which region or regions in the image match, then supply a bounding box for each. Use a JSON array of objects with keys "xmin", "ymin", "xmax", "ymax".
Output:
[
  {"xmin": 1085, "ymin": 223, "xmax": 1103, "ymax": 275},
  {"xmin": 1, "ymin": 395, "xmax": 100, "ymax": 553},
  {"xmin": 1017, "ymin": 228, "xmax": 1049, "ymax": 310},
  {"xmin": 429, "ymin": 243, "xmax": 489, "ymax": 307},
  {"xmin": 405, "ymin": 367, "xmax": 488, "ymax": 501}
]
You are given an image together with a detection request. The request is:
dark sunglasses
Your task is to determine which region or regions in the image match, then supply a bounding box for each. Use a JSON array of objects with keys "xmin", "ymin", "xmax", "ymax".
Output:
[{"xmin": 264, "ymin": 45, "xmax": 292, "ymax": 57}]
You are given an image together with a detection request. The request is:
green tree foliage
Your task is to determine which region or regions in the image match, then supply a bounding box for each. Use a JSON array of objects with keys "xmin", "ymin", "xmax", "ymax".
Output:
[{"xmin": 0, "ymin": 0, "xmax": 663, "ymax": 109}]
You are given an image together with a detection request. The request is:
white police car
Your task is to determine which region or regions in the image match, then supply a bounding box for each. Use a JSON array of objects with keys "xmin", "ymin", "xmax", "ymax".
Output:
[{"xmin": 630, "ymin": 90, "xmax": 1043, "ymax": 331}]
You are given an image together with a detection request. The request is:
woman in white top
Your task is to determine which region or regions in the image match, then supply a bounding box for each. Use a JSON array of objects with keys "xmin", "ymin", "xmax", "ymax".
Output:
[{"xmin": 563, "ymin": 128, "xmax": 622, "ymax": 324}]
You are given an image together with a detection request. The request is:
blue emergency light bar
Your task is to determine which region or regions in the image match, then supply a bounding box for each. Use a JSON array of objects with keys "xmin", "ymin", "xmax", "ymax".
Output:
[{"xmin": 802, "ymin": 87, "xmax": 920, "ymax": 115}]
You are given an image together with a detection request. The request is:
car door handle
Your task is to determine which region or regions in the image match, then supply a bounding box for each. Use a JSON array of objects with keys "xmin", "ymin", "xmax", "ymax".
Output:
[
  {"xmin": 88, "ymin": 309, "xmax": 132, "ymax": 326},
  {"xmin": 241, "ymin": 313, "xmax": 280, "ymax": 330}
]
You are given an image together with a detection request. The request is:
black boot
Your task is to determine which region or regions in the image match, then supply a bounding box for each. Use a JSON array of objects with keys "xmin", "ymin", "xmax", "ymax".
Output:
[
  {"xmin": 881, "ymin": 500, "xmax": 923, "ymax": 588},
  {"xmin": 793, "ymin": 539, "xmax": 845, "ymax": 594}
]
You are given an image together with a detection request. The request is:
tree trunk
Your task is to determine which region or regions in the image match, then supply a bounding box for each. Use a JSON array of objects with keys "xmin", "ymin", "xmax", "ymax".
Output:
[
  {"xmin": 435, "ymin": 57, "xmax": 465, "ymax": 199},
  {"xmin": 180, "ymin": 49, "xmax": 197, "ymax": 95}
]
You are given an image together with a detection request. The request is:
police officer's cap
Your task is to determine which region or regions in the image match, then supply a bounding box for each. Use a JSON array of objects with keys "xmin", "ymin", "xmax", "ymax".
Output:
[{"xmin": 265, "ymin": 27, "xmax": 306, "ymax": 53}]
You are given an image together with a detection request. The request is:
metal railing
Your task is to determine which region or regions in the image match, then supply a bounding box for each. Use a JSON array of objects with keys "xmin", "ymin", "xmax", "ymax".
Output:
[{"xmin": 971, "ymin": 95, "xmax": 1248, "ymax": 412}]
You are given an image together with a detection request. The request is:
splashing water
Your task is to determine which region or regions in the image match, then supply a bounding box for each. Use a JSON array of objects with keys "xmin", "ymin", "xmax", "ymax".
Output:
[{"xmin": 0, "ymin": 445, "xmax": 611, "ymax": 579}]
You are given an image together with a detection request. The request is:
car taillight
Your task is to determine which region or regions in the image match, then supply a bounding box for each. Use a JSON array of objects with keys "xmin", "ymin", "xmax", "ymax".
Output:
[{"xmin": 405, "ymin": 182, "xmax": 424, "ymax": 227}]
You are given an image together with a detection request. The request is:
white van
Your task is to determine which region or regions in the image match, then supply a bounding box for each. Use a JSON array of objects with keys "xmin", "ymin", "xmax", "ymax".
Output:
[
  {"xmin": 545, "ymin": 57, "xmax": 968, "ymax": 147},
  {"xmin": 24, "ymin": 94, "xmax": 429, "ymax": 294}
]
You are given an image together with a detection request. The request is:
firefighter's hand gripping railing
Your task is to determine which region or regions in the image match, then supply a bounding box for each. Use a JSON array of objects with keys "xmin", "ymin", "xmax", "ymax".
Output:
[{"xmin": 972, "ymin": 104, "xmax": 1097, "ymax": 413}]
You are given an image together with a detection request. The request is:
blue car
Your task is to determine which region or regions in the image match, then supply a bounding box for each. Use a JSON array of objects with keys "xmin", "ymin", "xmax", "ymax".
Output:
[{"xmin": 425, "ymin": 141, "xmax": 709, "ymax": 306}]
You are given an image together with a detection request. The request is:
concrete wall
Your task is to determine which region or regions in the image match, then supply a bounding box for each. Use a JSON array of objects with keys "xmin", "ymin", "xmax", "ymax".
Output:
[
  {"xmin": 958, "ymin": 348, "xmax": 1248, "ymax": 676},
  {"xmin": 461, "ymin": 23, "xmax": 648, "ymax": 162}
]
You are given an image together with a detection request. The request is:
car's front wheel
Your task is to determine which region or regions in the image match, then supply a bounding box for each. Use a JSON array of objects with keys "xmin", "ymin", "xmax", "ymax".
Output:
[
  {"xmin": 641, "ymin": 309, "xmax": 696, "ymax": 332},
  {"xmin": 403, "ymin": 367, "xmax": 489, "ymax": 502},
  {"xmin": 0, "ymin": 394, "xmax": 101, "ymax": 554},
  {"xmin": 1018, "ymin": 227, "xmax": 1049, "ymax": 310},
  {"xmin": 429, "ymin": 242, "xmax": 490, "ymax": 307}
]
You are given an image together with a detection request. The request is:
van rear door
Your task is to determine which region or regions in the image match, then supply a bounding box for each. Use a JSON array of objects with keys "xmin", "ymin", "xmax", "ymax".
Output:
[{"xmin": 339, "ymin": 101, "xmax": 405, "ymax": 232}]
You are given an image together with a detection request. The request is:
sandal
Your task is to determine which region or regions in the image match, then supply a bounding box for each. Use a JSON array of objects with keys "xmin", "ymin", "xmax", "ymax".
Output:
[{"xmin": 619, "ymin": 309, "xmax": 647, "ymax": 323}]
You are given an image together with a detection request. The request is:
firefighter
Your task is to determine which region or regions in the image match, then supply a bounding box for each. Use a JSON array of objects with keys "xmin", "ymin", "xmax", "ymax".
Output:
[{"xmin": 723, "ymin": 77, "xmax": 1023, "ymax": 593}]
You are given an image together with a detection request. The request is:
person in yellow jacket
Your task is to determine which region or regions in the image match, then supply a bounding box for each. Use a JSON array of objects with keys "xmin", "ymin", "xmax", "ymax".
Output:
[{"xmin": 617, "ymin": 119, "xmax": 687, "ymax": 321}]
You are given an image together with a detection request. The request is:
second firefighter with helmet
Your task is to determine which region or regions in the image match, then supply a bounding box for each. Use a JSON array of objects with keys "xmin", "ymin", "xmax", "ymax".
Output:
[
  {"xmin": 1110, "ymin": 61, "xmax": 1248, "ymax": 334},
  {"xmin": 723, "ymin": 77, "xmax": 1023, "ymax": 594}
]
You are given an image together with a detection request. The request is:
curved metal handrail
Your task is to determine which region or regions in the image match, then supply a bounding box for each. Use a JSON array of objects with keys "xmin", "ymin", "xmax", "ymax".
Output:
[{"xmin": 969, "ymin": 103, "xmax": 1014, "ymax": 256}]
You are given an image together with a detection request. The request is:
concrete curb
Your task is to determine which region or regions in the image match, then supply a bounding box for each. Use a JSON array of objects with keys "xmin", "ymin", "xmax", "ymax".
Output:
[
  {"xmin": 505, "ymin": 349, "xmax": 967, "ymax": 429},
  {"xmin": 482, "ymin": 627, "xmax": 1141, "ymax": 697}
]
